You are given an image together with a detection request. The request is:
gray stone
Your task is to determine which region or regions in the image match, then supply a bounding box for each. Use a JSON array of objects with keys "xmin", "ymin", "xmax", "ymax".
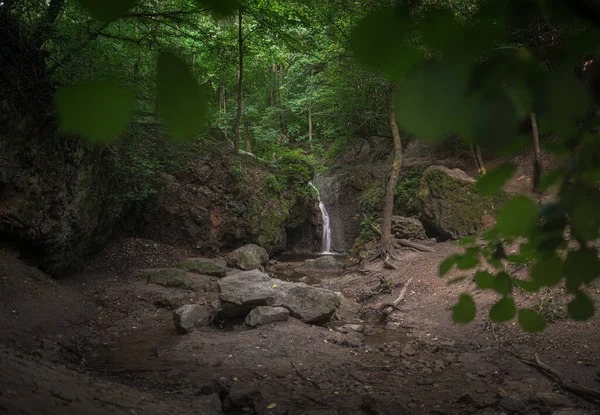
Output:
[
  {"xmin": 197, "ymin": 393, "xmax": 223, "ymax": 415},
  {"xmin": 336, "ymin": 324, "xmax": 364, "ymax": 333},
  {"xmin": 218, "ymin": 270, "xmax": 340, "ymax": 323},
  {"xmin": 383, "ymin": 216, "xmax": 428, "ymax": 240},
  {"xmin": 343, "ymin": 332, "xmax": 365, "ymax": 348},
  {"xmin": 533, "ymin": 392, "xmax": 573, "ymax": 408},
  {"xmin": 417, "ymin": 165, "xmax": 505, "ymax": 239},
  {"xmin": 245, "ymin": 306, "xmax": 289, "ymax": 327},
  {"xmin": 552, "ymin": 409, "xmax": 590, "ymax": 415},
  {"xmin": 302, "ymin": 256, "xmax": 340, "ymax": 270},
  {"xmin": 499, "ymin": 394, "xmax": 527, "ymax": 412},
  {"xmin": 140, "ymin": 268, "xmax": 192, "ymax": 289},
  {"xmin": 227, "ymin": 244, "xmax": 269, "ymax": 270},
  {"xmin": 173, "ymin": 304, "xmax": 211, "ymax": 334},
  {"xmin": 177, "ymin": 258, "xmax": 226, "ymax": 277},
  {"xmin": 157, "ymin": 292, "xmax": 199, "ymax": 310},
  {"xmin": 401, "ymin": 343, "xmax": 417, "ymax": 357}
]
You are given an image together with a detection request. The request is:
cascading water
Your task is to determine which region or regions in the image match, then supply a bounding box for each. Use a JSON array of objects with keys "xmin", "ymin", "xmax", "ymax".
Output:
[{"xmin": 309, "ymin": 181, "xmax": 332, "ymax": 254}]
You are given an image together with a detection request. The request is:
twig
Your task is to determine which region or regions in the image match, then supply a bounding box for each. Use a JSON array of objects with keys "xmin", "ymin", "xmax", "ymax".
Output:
[
  {"xmin": 382, "ymin": 277, "xmax": 414, "ymax": 317},
  {"xmin": 509, "ymin": 351, "xmax": 600, "ymax": 404}
]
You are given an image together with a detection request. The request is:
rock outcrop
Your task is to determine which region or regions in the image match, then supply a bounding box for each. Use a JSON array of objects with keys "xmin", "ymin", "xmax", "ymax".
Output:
[
  {"xmin": 417, "ymin": 166, "xmax": 505, "ymax": 239},
  {"xmin": 218, "ymin": 270, "xmax": 340, "ymax": 323},
  {"xmin": 173, "ymin": 304, "xmax": 211, "ymax": 334},
  {"xmin": 177, "ymin": 257, "xmax": 226, "ymax": 277},
  {"xmin": 227, "ymin": 244, "xmax": 269, "ymax": 270},
  {"xmin": 390, "ymin": 216, "xmax": 427, "ymax": 240},
  {"xmin": 245, "ymin": 306, "xmax": 289, "ymax": 327},
  {"xmin": 297, "ymin": 256, "xmax": 341, "ymax": 271}
]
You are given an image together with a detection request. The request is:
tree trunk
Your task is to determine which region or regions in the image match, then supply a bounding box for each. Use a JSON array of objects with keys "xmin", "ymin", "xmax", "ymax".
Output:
[
  {"xmin": 308, "ymin": 101, "xmax": 313, "ymax": 147},
  {"xmin": 233, "ymin": 9, "xmax": 244, "ymax": 151},
  {"xmin": 243, "ymin": 109, "xmax": 252, "ymax": 153},
  {"xmin": 270, "ymin": 63, "xmax": 275, "ymax": 128},
  {"xmin": 471, "ymin": 143, "xmax": 486, "ymax": 175},
  {"xmin": 374, "ymin": 84, "xmax": 403, "ymax": 260},
  {"xmin": 530, "ymin": 111, "xmax": 543, "ymax": 190}
]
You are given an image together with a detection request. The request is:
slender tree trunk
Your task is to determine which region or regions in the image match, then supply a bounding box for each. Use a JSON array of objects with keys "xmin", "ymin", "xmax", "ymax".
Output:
[
  {"xmin": 308, "ymin": 101, "xmax": 313, "ymax": 147},
  {"xmin": 270, "ymin": 64, "xmax": 275, "ymax": 128},
  {"xmin": 374, "ymin": 84, "xmax": 403, "ymax": 260},
  {"xmin": 470, "ymin": 143, "xmax": 486, "ymax": 175},
  {"xmin": 243, "ymin": 109, "xmax": 252, "ymax": 153},
  {"xmin": 233, "ymin": 10, "xmax": 244, "ymax": 151},
  {"xmin": 530, "ymin": 111, "xmax": 543, "ymax": 190}
]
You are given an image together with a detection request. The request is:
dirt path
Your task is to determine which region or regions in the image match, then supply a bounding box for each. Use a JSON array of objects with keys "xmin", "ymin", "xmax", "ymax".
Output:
[{"xmin": 1, "ymin": 239, "xmax": 599, "ymax": 414}]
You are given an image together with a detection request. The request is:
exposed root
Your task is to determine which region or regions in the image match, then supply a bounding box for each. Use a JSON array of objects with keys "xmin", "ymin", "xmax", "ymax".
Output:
[
  {"xmin": 382, "ymin": 276, "xmax": 414, "ymax": 317},
  {"xmin": 395, "ymin": 239, "xmax": 434, "ymax": 253},
  {"xmin": 509, "ymin": 351, "xmax": 600, "ymax": 404}
]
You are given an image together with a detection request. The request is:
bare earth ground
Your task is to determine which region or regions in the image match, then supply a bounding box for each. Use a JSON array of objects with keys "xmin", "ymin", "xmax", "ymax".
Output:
[{"xmin": 1, "ymin": 237, "xmax": 600, "ymax": 415}]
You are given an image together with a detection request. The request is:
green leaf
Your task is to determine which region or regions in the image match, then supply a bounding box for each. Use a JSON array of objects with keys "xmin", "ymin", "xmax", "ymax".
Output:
[
  {"xmin": 439, "ymin": 256, "xmax": 457, "ymax": 276},
  {"xmin": 475, "ymin": 163, "xmax": 516, "ymax": 194},
  {"xmin": 474, "ymin": 271, "xmax": 495, "ymax": 289},
  {"xmin": 489, "ymin": 297, "xmax": 516, "ymax": 322},
  {"xmin": 76, "ymin": 0, "xmax": 138, "ymax": 23},
  {"xmin": 493, "ymin": 271, "xmax": 512, "ymax": 295},
  {"xmin": 568, "ymin": 291, "xmax": 594, "ymax": 321},
  {"xmin": 458, "ymin": 236, "xmax": 477, "ymax": 247},
  {"xmin": 396, "ymin": 62, "xmax": 467, "ymax": 141},
  {"xmin": 530, "ymin": 255, "xmax": 563, "ymax": 287},
  {"xmin": 56, "ymin": 80, "xmax": 134, "ymax": 143},
  {"xmin": 497, "ymin": 195, "xmax": 538, "ymax": 238},
  {"xmin": 564, "ymin": 247, "xmax": 600, "ymax": 293},
  {"xmin": 455, "ymin": 248, "xmax": 480, "ymax": 270},
  {"xmin": 451, "ymin": 294, "xmax": 476, "ymax": 323},
  {"xmin": 518, "ymin": 308, "xmax": 547, "ymax": 332},
  {"xmin": 156, "ymin": 51, "xmax": 209, "ymax": 140},
  {"xmin": 537, "ymin": 169, "xmax": 563, "ymax": 191}
]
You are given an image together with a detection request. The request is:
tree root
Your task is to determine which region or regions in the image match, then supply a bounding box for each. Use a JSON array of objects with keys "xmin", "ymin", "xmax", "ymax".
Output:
[
  {"xmin": 382, "ymin": 276, "xmax": 414, "ymax": 317},
  {"xmin": 395, "ymin": 239, "xmax": 434, "ymax": 253},
  {"xmin": 509, "ymin": 351, "xmax": 600, "ymax": 404}
]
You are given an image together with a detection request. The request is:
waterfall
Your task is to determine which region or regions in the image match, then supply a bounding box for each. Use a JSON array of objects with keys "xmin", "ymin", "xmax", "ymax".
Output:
[{"xmin": 309, "ymin": 182, "xmax": 332, "ymax": 254}]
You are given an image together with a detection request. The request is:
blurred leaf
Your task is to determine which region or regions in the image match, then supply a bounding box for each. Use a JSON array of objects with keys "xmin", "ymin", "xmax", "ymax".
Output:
[
  {"xmin": 494, "ymin": 271, "xmax": 512, "ymax": 295},
  {"xmin": 530, "ymin": 255, "xmax": 563, "ymax": 287},
  {"xmin": 350, "ymin": 7, "xmax": 421, "ymax": 80},
  {"xmin": 489, "ymin": 297, "xmax": 516, "ymax": 322},
  {"xmin": 475, "ymin": 162, "xmax": 516, "ymax": 194},
  {"xmin": 458, "ymin": 236, "xmax": 477, "ymax": 247},
  {"xmin": 497, "ymin": 195, "xmax": 538, "ymax": 237},
  {"xmin": 452, "ymin": 294, "xmax": 476, "ymax": 323},
  {"xmin": 396, "ymin": 62, "xmax": 466, "ymax": 141},
  {"xmin": 514, "ymin": 278, "xmax": 541, "ymax": 292},
  {"xmin": 156, "ymin": 51, "xmax": 209, "ymax": 140},
  {"xmin": 537, "ymin": 169, "xmax": 563, "ymax": 191},
  {"xmin": 76, "ymin": 0, "xmax": 137, "ymax": 23},
  {"xmin": 565, "ymin": 247, "xmax": 600, "ymax": 293},
  {"xmin": 56, "ymin": 80, "xmax": 134, "ymax": 143},
  {"xmin": 474, "ymin": 271, "xmax": 495, "ymax": 289},
  {"xmin": 456, "ymin": 247, "xmax": 480, "ymax": 270},
  {"xmin": 439, "ymin": 255, "xmax": 457, "ymax": 276},
  {"xmin": 568, "ymin": 291, "xmax": 594, "ymax": 320},
  {"xmin": 518, "ymin": 308, "xmax": 547, "ymax": 332}
]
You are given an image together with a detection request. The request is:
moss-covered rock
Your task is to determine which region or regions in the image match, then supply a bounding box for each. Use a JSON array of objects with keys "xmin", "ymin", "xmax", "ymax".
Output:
[
  {"xmin": 177, "ymin": 258, "xmax": 226, "ymax": 277},
  {"xmin": 227, "ymin": 244, "xmax": 269, "ymax": 270},
  {"xmin": 417, "ymin": 166, "xmax": 505, "ymax": 239},
  {"xmin": 390, "ymin": 216, "xmax": 427, "ymax": 240},
  {"xmin": 139, "ymin": 268, "xmax": 192, "ymax": 289}
]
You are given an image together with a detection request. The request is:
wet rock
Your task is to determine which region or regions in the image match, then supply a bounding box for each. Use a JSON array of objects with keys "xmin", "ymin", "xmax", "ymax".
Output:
[
  {"xmin": 177, "ymin": 258, "xmax": 226, "ymax": 277},
  {"xmin": 140, "ymin": 268, "xmax": 192, "ymax": 289},
  {"xmin": 189, "ymin": 274, "xmax": 220, "ymax": 293},
  {"xmin": 218, "ymin": 270, "xmax": 340, "ymax": 323},
  {"xmin": 196, "ymin": 394, "xmax": 223, "ymax": 415},
  {"xmin": 533, "ymin": 392, "xmax": 573, "ymax": 408},
  {"xmin": 222, "ymin": 385, "xmax": 264, "ymax": 413},
  {"xmin": 335, "ymin": 324, "xmax": 364, "ymax": 333},
  {"xmin": 173, "ymin": 304, "xmax": 211, "ymax": 334},
  {"xmin": 245, "ymin": 306, "xmax": 289, "ymax": 327},
  {"xmin": 417, "ymin": 165, "xmax": 505, "ymax": 239},
  {"xmin": 499, "ymin": 394, "xmax": 527, "ymax": 412},
  {"xmin": 301, "ymin": 256, "xmax": 340, "ymax": 270},
  {"xmin": 227, "ymin": 244, "xmax": 269, "ymax": 270}
]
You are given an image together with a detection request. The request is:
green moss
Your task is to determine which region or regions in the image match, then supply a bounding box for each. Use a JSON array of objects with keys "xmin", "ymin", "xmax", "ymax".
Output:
[{"xmin": 417, "ymin": 166, "xmax": 506, "ymax": 239}]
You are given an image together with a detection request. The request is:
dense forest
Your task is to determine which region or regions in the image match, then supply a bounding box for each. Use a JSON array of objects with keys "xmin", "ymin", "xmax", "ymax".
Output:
[{"xmin": 2, "ymin": 0, "xmax": 600, "ymax": 414}]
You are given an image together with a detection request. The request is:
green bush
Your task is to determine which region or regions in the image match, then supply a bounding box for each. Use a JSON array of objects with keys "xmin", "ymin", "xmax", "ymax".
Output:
[{"xmin": 394, "ymin": 162, "xmax": 432, "ymax": 217}]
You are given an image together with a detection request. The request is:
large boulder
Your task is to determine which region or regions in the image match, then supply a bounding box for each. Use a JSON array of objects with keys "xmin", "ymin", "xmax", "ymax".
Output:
[
  {"xmin": 390, "ymin": 216, "xmax": 427, "ymax": 240},
  {"xmin": 173, "ymin": 304, "xmax": 211, "ymax": 334},
  {"xmin": 138, "ymin": 268, "xmax": 192, "ymax": 289},
  {"xmin": 218, "ymin": 270, "xmax": 340, "ymax": 323},
  {"xmin": 227, "ymin": 244, "xmax": 269, "ymax": 270},
  {"xmin": 177, "ymin": 257, "xmax": 226, "ymax": 277},
  {"xmin": 417, "ymin": 166, "xmax": 505, "ymax": 239},
  {"xmin": 245, "ymin": 306, "xmax": 289, "ymax": 327},
  {"xmin": 300, "ymin": 255, "xmax": 340, "ymax": 270}
]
